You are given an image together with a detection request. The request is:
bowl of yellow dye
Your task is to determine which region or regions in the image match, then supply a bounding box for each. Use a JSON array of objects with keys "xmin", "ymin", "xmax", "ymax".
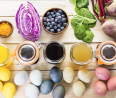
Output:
[
  {"xmin": 0, "ymin": 44, "xmax": 13, "ymax": 67},
  {"xmin": 0, "ymin": 21, "xmax": 13, "ymax": 38}
]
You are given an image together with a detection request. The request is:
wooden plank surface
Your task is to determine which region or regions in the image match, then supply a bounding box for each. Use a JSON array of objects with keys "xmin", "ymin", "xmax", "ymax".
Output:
[
  {"xmin": 0, "ymin": 0, "xmax": 114, "ymax": 43},
  {"xmin": 0, "ymin": 0, "xmax": 116, "ymax": 98},
  {"xmin": 0, "ymin": 1, "xmax": 76, "ymax": 16},
  {"xmin": 4, "ymin": 43, "xmax": 116, "ymax": 70},
  {"xmin": 0, "ymin": 17, "xmax": 113, "ymax": 44},
  {"xmin": 0, "ymin": 70, "xmax": 116, "ymax": 98}
]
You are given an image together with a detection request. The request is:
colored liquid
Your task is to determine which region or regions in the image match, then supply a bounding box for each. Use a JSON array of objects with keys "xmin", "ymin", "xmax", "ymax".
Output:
[
  {"xmin": 0, "ymin": 44, "xmax": 13, "ymax": 67},
  {"xmin": 19, "ymin": 45, "xmax": 39, "ymax": 64},
  {"xmin": 46, "ymin": 43, "xmax": 63, "ymax": 60},
  {"xmin": 103, "ymin": 45, "xmax": 116, "ymax": 59},
  {"xmin": 21, "ymin": 45, "xmax": 34, "ymax": 60},
  {"xmin": 72, "ymin": 43, "xmax": 92, "ymax": 62},
  {"xmin": 0, "ymin": 45, "xmax": 8, "ymax": 63}
]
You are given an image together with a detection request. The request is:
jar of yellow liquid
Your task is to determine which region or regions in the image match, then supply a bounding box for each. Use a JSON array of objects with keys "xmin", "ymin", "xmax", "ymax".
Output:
[
  {"xmin": 0, "ymin": 44, "xmax": 13, "ymax": 67},
  {"xmin": 70, "ymin": 42, "xmax": 93, "ymax": 65}
]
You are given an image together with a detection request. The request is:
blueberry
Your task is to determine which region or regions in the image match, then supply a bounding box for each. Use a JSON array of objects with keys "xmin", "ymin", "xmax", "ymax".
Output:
[
  {"xmin": 46, "ymin": 18, "xmax": 50, "ymax": 22},
  {"xmin": 61, "ymin": 26, "xmax": 65, "ymax": 30},
  {"xmin": 57, "ymin": 24, "xmax": 61, "ymax": 29},
  {"xmin": 63, "ymin": 23, "xmax": 67, "ymax": 27},
  {"xmin": 51, "ymin": 12, "xmax": 54, "ymax": 15},
  {"xmin": 56, "ymin": 13, "xmax": 61, "ymax": 17},
  {"xmin": 61, "ymin": 14, "xmax": 66, "ymax": 18},
  {"xmin": 46, "ymin": 27, "xmax": 50, "ymax": 31},
  {"xmin": 48, "ymin": 15, "xmax": 52, "ymax": 18},
  {"xmin": 53, "ymin": 9, "xmax": 57, "ymax": 13},
  {"xmin": 58, "ymin": 10, "xmax": 63, "ymax": 14},
  {"xmin": 51, "ymin": 22, "xmax": 57, "ymax": 26},
  {"xmin": 50, "ymin": 29, "xmax": 55, "ymax": 33},
  {"xmin": 43, "ymin": 17, "xmax": 47, "ymax": 22},
  {"xmin": 51, "ymin": 22, "xmax": 55, "ymax": 26},
  {"xmin": 47, "ymin": 22, "xmax": 51, "ymax": 27},
  {"xmin": 43, "ymin": 22, "xmax": 47, "ymax": 26},
  {"xmin": 50, "ymin": 25, "xmax": 53, "ymax": 29},
  {"xmin": 46, "ymin": 11, "xmax": 51, "ymax": 16},
  {"xmin": 55, "ymin": 19, "xmax": 58, "ymax": 22},
  {"xmin": 50, "ymin": 18, "xmax": 55, "ymax": 22},
  {"xmin": 54, "ymin": 26, "xmax": 57, "ymax": 30},
  {"xmin": 57, "ymin": 29, "xmax": 61, "ymax": 32},
  {"xmin": 62, "ymin": 18, "xmax": 67, "ymax": 22},
  {"xmin": 52, "ymin": 14, "xmax": 56, "ymax": 18},
  {"xmin": 59, "ymin": 23, "xmax": 63, "ymax": 26},
  {"xmin": 57, "ymin": 16, "xmax": 62, "ymax": 23}
]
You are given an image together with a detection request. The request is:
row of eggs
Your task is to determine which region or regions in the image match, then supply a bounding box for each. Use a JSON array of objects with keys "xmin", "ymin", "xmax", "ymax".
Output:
[
  {"xmin": 14, "ymin": 66, "xmax": 92, "ymax": 98},
  {"xmin": 14, "ymin": 67, "xmax": 65, "ymax": 98}
]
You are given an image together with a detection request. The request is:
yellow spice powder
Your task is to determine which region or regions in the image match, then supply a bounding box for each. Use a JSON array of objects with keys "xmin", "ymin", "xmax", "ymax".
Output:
[{"xmin": 0, "ymin": 22, "xmax": 12, "ymax": 36}]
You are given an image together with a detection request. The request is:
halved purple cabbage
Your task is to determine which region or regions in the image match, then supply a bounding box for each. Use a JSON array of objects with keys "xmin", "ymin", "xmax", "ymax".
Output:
[{"xmin": 15, "ymin": 1, "xmax": 41, "ymax": 41}]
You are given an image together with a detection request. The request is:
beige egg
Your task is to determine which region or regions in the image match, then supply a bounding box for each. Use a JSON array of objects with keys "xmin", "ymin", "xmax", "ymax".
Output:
[
  {"xmin": 78, "ymin": 68, "xmax": 91, "ymax": 83},
  {"xmin": 63, "ymin": 67, "xmax": 75, "ymax": 83},
  {"xmin": 73, "ymin": 81, "xmax": 85, "ymax": 97}
]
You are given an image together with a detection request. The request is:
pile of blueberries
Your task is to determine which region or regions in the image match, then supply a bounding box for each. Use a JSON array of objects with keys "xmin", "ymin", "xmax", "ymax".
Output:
[{"xmin": 43, "ymin": 9, "xmax": 68, "ymax": 33}]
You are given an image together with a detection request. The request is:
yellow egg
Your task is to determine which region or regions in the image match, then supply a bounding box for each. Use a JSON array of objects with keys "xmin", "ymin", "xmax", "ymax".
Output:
[
  {"xmin": 3, "ymin": 82, "xmax": 16, "ymax": 98},
  {"xmin": 0, "ymin": 68, "xmax": 11, "ymax": 81},
  {"xmin": 63, "ymin": 67, "xmax": 75, "ymax": 83},
  {"xmin": 0, "ymin": 81, "xmax": 3, "ymax": 92}
]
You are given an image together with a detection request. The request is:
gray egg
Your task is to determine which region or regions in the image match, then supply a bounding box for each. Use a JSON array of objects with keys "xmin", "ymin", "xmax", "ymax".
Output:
[
  {"xmin": 52, "ymin": 84, "xmax": 65, "ymax": 98},
  {"xmin": 40, "ymin": 79, "xmax": 53, "ymax": 95},
  {"xmin": 50, "ymin": 67, "xmax": 63, "ymax": 83}
]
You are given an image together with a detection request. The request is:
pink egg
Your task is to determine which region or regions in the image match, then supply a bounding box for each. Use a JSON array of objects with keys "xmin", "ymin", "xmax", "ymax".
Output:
[
  {"xmin": 107, "ymin": 77, "xmax": 116, "ymax": 91},
  {"xmin": 94, "ymin": 81, "xmax": 107, "ymax": 96},
  {"xmin": 95, "ymin": 67, "xmax": 110, "ymax": 80}
]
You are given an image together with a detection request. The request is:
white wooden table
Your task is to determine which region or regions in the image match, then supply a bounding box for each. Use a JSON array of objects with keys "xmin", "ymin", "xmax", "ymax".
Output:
[{"xmin": 0, "ymin": 0, "xmax": 116, "ymax": 98}]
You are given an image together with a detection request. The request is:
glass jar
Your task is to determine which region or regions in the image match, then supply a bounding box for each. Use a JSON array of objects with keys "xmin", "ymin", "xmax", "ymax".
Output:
[
  {"xmin": 43, "ymin": 41, "xmax": 66, "ymax": 64},
  {"xmin": 94, "ymin": 41, "xmax": 116, "ymax": 65},
  {"xmin": 12, "ymin": 41, "xmax": 41, "ymax": 65},
  {"xmin": 70, "ymin": 42, "xmax": 93, "ymax": 66},
  {"xmin": 0, "ymin": 44, "xmax": 13, "ymax": 67}
]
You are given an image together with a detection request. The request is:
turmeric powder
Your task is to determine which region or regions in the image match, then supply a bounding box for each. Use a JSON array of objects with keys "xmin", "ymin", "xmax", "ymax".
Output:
[{"xmin": 0, "ymin": 22, "xmax": 13, "ymax": 37}]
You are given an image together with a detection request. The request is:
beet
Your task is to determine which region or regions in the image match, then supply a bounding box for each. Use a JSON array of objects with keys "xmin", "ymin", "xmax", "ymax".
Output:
[
  {"xmin": 102, "ymin": 19, "xmax": 116, "ymax": 41},
  {"xmin": 105, "ymin": 0, "xmax": 116, "ymax": 16},
  {"xmin": 91, "ymin": 0, "xmax": 116, "ymax": 41}
]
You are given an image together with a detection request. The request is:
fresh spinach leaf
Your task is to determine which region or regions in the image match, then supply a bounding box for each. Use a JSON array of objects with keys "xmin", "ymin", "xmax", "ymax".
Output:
[
  {"xmin": 77, "ymin": 0, "xmax": 89, "ymax": 8},
  {"xmin": 74, "ymin": 22, "xmax": 86, "ymax": 40},
  {"xmin": 83, "ymin": 28, "xmax": 94, "ymax": 43},
  {"xmin": 69, "ymin": 0, "xmax": 74, "ymax": 2},
  {"xmin": 71, "ymin": 15, "xmax": 96, "ymax": 29},
  {"xmin": 69, "ymin": 0, "xmax": 96, "ymax": 43},
  {"xmin": 74, "ymin": 15, "xmax": 96, "ymax": 24},
  {"xmin": 70, "ymin": 0, "xmax": 79, "ymax": 13},
  {"xmin": 78, "ymin": 8, "xmax": 95, "ymax": 19}
]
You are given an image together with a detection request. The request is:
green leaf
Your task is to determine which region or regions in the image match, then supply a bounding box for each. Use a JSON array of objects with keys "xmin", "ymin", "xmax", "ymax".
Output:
[
  {"xmin": 83, "ymin": 28, "xmax": 94, "ymax": 43},
  {"xmin": 78, "ymin": 8, "xmax": 95, "ymax": 19},
  {"xmin": 77, "ymin": 0, "xmax": 89, "ymax": 8},
  {"xmin": 71, "ymin": 15, "xmax": 96, "ymax": 29},
  {"xmin": 69, "ymin": 0, "xmax": 77, "ymax": 4},
  {"xmin": 94, "ymin": 1, "xmax": 100, "ymax": 15},
  {"xmin": 74, "ymin": 22, "xmax": 86, "ymax": 40},
  {"xmin": 69, "ymin": 0, "xmax": 74, "ymax": 2}
]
